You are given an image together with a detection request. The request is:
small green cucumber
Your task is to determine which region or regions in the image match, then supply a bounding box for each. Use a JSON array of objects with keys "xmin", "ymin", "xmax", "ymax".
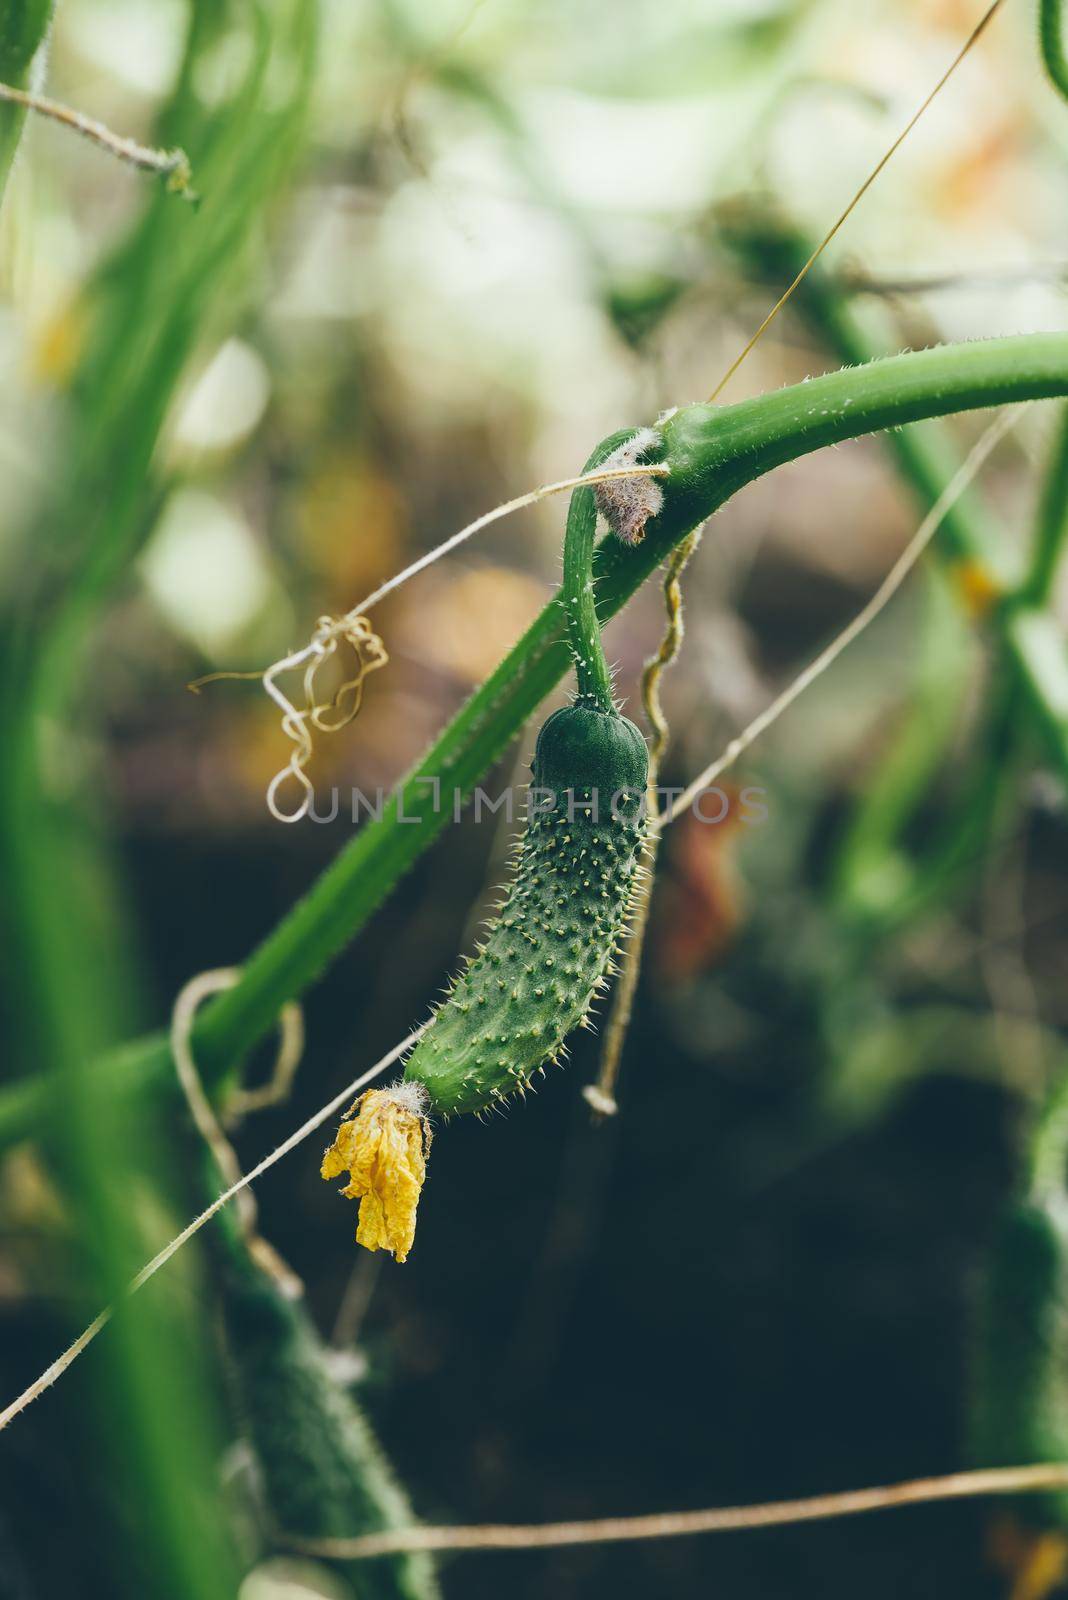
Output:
[
  {"xmin": 970, "ymin": 1189, "xmax": 1068, "ymax": 1527},
  {"xmin": 322, "ymin": 432, "xmax": 665, "ymax": 1250},
  {"xmin": 403, "ymin": 700, "xmax": 648, "ymax": 1115},
  {"xmin": 216, "ymin": 1225, "xmax": 439, "ymax": 1599},
  {"xmin": 401, "ymin": 432, "xmax": 657, "ymax": 1118}
]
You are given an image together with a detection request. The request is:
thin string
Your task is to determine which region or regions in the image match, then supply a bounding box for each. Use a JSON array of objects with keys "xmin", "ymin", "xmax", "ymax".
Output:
[
  {"xmin": 350, "ymin": 462, "xmax": 669, "ymax": 618},
  {"xmin": 706, "ymin": 0, "xmax": 1006, "ymax": 403},
  {"xmin": 280, "ymin": 1462, "xmax": 1068, "ymax": 1560}
]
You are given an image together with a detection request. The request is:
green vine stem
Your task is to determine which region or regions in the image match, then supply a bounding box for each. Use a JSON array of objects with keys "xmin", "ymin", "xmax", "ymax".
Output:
[
  {"xmin": 1041, "ymin": 0, "xmax": 1068, "ymax": 103},
  {"xmin": 5, "ymin": 333, "xmax": 1068, "ymax": 1144},
  {"xmin": 562, "ymin": 433, "xmax": 635, "ymax": 708}
]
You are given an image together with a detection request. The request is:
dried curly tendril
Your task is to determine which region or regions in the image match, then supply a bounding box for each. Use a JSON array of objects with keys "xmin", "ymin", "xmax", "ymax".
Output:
[
  {"xmin": 264, "ymin": 614, "xmax": 389, "ymax": 823},
  {"xmin": 320, "ymin": 1083, "xmax": 431, "ymax": 1263},
  {"xmin": 189, "ymin": 613, "xmax": 388, "ymax": 824}
]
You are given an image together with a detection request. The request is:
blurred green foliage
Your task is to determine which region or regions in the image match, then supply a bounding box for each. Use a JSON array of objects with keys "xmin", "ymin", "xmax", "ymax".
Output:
[{"xmin": 0, "ymin": 0, "xmax": 53, "ymax": 192}]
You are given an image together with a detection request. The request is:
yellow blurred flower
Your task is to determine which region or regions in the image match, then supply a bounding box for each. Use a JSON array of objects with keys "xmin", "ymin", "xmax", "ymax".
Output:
[
  {"xmin": 31, "ymin": 296, "xmax": 89, "ymax": 388},
  {"xmin": 320, "ymin": 1083, "xmax": 430, "ymax": 1263},
  {"xmin": 954, "ymin": 556, "xmax": 1004, "ymax": 619}
]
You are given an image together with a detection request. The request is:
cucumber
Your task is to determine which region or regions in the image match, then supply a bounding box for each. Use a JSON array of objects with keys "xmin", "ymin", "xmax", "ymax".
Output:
[
  {"xmin": 217, "ymin": 1226, "xmax": 439, "ymax": 1599},
  {"xmin": 402, "ymin": 432, "xmax": 654, "ymax": 1116},
  {"xmin": 322, "ymin": 432, "xmax": 653, "ymax": 1249},
  {"xmin": 403, "ymin": 701, "xmax": 648, "ymax": 1115}
]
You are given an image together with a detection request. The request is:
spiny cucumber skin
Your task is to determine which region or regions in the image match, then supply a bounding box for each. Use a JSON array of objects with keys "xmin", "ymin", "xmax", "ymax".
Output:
[
  {"xmin": 219, "ymin": 1249, "xmax": 440, "ymax": 1600},
  {"xmin": 970, "ymin": 1195, "xmax": 1068, "ymax": 1527},
  {"xmin": 404, "ymin": 704, "xmax": 649, "ymax": 1116}
]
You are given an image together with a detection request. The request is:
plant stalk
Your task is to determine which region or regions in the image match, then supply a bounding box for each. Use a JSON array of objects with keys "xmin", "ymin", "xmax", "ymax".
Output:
[{"xmin": 562, "ymin": 433, "xmax": 636, "ymax": 709}]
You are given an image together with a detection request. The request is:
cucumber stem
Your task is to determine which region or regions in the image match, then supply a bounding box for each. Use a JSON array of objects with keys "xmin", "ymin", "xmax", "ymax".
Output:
[{"xmin": 561, "ymin": 432, "xmax": 635, "ymax": 711}]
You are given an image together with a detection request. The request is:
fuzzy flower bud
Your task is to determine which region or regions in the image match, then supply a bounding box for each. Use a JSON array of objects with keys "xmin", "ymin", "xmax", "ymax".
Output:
[{"xmin": 593, "ymin": 426, "xmax": 665, "ymax": 546}]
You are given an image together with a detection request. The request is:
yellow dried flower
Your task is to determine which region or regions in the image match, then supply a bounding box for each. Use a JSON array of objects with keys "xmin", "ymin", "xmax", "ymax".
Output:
[{"xmin": 320, "ymin": 1083, "xmax": 430, "ymax": 1263}]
